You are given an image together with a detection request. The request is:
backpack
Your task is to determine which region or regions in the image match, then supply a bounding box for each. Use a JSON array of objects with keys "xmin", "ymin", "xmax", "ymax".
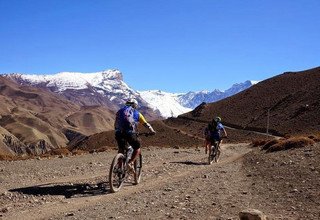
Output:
[
  {"xmin": 207, "ymin": 120, "xmax": 218, "ymax": 133},
  {"xmin": 115, "ymin": 105, "xmax": 137, "ymax": 132}
]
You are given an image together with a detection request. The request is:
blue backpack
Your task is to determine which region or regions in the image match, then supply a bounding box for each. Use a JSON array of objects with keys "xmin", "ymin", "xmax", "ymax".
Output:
[{"xmin": 115, "ymin": 106, "xmax": 137, "ymax": 132}]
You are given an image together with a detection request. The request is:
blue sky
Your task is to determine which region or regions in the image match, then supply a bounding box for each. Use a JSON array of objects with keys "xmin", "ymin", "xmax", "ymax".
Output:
[{"xmin": 1, "ymin": 0, "xmax": 319, "ymax": 92}]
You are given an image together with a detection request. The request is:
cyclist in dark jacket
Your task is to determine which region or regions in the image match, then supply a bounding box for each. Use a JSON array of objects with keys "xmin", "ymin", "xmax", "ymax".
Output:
[
  {"xmin": 204, "ymin": 116, "xmax": 227, "ymax": 153},
  {"xmin": 114, "ymin": 99, "xmax": 156, "ymax": 170}
]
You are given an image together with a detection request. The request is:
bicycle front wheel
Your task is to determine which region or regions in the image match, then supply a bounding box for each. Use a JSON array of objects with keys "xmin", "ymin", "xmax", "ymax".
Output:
[
  {"xmin": 214, "ymin": 145, "xmax": 221, "ymax": 163},
  {"xmin": 208, "ymin": 145, "xmax": 214, "ymax": 165},
  {"xmin": 109, "ymin": 153, "xmax": 125, "ymax": 193},
  {"xmin": 133, "ymin": 154, "xmax": 143, "ymax": 185}
]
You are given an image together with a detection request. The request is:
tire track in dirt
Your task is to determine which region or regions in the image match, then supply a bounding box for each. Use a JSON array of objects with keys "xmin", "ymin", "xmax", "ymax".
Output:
[{"xmin": 4, "ymin": 144, "xmax": 252, "ymax": 220}]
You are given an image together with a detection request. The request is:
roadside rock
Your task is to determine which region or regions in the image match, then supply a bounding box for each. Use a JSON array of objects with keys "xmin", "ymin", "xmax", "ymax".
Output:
[{"xmin": 239, "ymin": 209, "xmax": 267, "ymax": 220}]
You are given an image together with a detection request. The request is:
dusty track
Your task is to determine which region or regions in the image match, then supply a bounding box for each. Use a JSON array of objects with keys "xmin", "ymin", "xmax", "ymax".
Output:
[
  {"xmin": 1, "ymin": 144, "xmax": 254, "ymax": 220},
  {"xmin": 1, "ymin": 142, "xmax": 319, "ymax": 220}
]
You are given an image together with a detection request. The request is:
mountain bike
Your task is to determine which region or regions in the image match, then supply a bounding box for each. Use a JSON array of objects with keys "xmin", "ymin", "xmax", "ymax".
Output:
[
  {"xmin": 208, "ymin": 137, "xmax": 226, "ymax": 165},
  {"xmin": 109, "ymin": 132, "xmax": 154, "ymax": 193}
]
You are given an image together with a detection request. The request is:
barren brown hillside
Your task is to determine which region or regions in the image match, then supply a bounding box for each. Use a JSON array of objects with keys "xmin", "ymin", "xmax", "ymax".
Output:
[
  {"xmin": 68, "ymin": 118, "xmax": 273, "ymax": 153},
  {"xmin": 2, "ymin": 67, "xmax": 320, "ymax": 159},
  {"xmin": 169, "ymin": 67, "xmax": 320, "ymax": 137},
  {"xmin": 0, "ymin": 77, "xmax": 116, "ymax": 158},
  {"xmin": 1, "ymin": 68, "xmax": 319, "ymax": 219},
  {"xmin": 65, "ymin": 67, "xmax": 320, "ymax": 153}
]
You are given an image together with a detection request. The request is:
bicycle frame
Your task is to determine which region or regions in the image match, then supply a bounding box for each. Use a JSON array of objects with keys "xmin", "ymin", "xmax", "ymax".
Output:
[
  {"xmin": 208, "ymin": 140, "xmax": 221, "ymax": 165},
  {"xmin": 109, "ymin": 132, "xmax": 153, "ymax": 193}
]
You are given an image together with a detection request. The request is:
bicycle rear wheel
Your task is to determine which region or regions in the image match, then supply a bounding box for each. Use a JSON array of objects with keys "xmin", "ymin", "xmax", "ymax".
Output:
[
  {"xmin": 208, "ymin": 145, "xmax": 214, "ymax": 165},
  {"xmin": 109, "ymin": 153, "xmax": 125, "ymax": 193},
  {"xmin": 134, "ymin": 154, "xmax": 142, "ymax": 185}
]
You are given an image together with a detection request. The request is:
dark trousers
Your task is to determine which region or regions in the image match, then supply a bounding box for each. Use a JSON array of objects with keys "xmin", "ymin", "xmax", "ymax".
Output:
[{"xmin": 115, "ymin": 131, "xmax": 141, "ymax": 154}]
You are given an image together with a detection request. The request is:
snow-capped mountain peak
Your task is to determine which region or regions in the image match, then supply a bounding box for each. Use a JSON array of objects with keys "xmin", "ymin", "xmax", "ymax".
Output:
[
  {"xmin": 140, "ymin": 80, "xmax": 258, "ymax": 113},
  {"xmin": 139, "ymin": 90, "xmax": 192, "ymax": 118},
  {"xmin": 8, "ymin": 69, "xmax": 124, "ymax": 92},
  {"xmin": 4, "ymin": 69, "xmax": 257, "ymax": 118},
  {"xmin": 4, "ymin": 70, "xmax": 146, "ymax": 114}
]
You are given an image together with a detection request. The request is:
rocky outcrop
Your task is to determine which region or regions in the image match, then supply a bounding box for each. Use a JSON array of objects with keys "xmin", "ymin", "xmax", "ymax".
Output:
[{"xmin": 2, "ymin": 134, "xmax": 28, "ymax": 155}]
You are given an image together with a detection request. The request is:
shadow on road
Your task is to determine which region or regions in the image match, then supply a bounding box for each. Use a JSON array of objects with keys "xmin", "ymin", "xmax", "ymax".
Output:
[
  {"xmin": 170, "ymin": 160, "xmax": 207, "ymax": 166},
  {"xmin": 10, "ymin": 182, "xmax": 109, "ymax": 198}
]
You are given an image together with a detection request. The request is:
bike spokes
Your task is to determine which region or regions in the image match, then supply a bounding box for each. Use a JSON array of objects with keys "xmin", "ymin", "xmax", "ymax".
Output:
[
  {"xmin": 208, "ymin": 142, "xmax": 220, "ymax": 165},
  {"xmin": 109, "ymin": 154, "xmax": 126, "ymax": 193}
]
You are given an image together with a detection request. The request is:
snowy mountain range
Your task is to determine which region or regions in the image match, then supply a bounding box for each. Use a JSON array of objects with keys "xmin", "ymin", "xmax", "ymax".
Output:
[
  {"xmin": 139, "ymin": 80, "xmax": 257, "ymax": 117},
  {"xmin": 138, "ymin": 90, "xmax": 193, "ymax": 118},
  {"xmin": 177, "ymin": 80, "xmax": 259, "ymax": 109},
  {"xmin": 5, "ymin": 70, "xmax": 148, "ymax": 114},
  {"xmin": 3, "ymin": 70, "xmax": 257, "ymax": 118}
]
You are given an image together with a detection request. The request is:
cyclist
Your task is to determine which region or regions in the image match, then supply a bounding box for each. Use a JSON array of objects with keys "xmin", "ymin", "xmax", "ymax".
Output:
[
  {"xmin": 114, "ymin": 98, "xmax": 156, "ymax": 172},
  {"xmin": 205, "ymin": 116, "xmax": 227, "ymax": 154}
]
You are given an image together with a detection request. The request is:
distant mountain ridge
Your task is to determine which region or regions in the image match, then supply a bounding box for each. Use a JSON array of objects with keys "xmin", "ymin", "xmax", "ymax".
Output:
[
  {"xmin": 140, "ymin": 80, "xmax": 257, "ymax": 117},
  {"xmin": 6, "ymin": 70, "xmax": 137, "ymax": 109},
  {"xmin": 4, "ymin": 70, "xmax": 160, "ymax": 120},
  {"xmin": 4, "ymin": 70, "xmax": 256, "ymax": 118},
  {"xmin": 177, "ymin": 80, "xmax": 258, "ymax": 109},
  {"xmin": 174, "ymin": 66, "xmax": 320, "ymax": 137}
]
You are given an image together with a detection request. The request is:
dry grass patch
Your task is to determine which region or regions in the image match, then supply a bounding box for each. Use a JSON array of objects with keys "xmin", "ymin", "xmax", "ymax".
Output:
[
  {"xmin": 266, "ymin": 137, "xmax": 315, "ymax": 152},
  {"xmin": 262, "ymin": 139, "xmax": 280, "ymax": 151},
  {"xmin": 251, "ymin": 135, "xmax": 316, "ymax": 153},
  {"xmin": 71, "ymin": 149, "xmax": 87, "ymax": 156},
  {"xmin": 95, "ymin": 146, "xmax": 109, "ymax": 152},
  {"xmin": 251, "ymin": 139, "xmax": 269, "ymax": 147},
  {"xmin": 0, "ymin": 154, "xmax": 15, "ymax": 160},
  {"xmin": 48, "ymin": 148, "xmax": 71, "ymax": 156},
  {"xmin": 308, "ymin": 133, "xmax": 320, "ymax": 142}
]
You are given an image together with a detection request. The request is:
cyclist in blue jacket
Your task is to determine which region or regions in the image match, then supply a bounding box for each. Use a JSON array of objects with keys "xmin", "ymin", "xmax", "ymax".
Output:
[
  {"xmin": 205, "ymin": 116, "xmax": 227, "ymax": 153},
  {"xmin": 114, "ymin": 98, "xmax": 156, "ymax": 171}
]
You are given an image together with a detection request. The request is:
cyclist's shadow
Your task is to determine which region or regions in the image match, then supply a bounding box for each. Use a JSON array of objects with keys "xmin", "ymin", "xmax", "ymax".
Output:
[
  {"xmin": 10, "ymin": 181, "xmax": 111, "ymax": 198},
  {"xmin": 170, "ymin": 160, "xmax": 207, "ymax": 166}
]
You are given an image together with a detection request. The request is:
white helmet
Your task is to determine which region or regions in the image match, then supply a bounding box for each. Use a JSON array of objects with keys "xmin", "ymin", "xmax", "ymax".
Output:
[{"xmin": 125, "ymin": 98, "xmax": 138, "ymax": 108}]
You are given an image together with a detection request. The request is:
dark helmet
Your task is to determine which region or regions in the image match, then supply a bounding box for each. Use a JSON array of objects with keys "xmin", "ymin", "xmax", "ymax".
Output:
[
  {"xmin": 215, "ymin": 116, "xmax": 222, "ymax": 122},
  {"xmin": 125, "ymin": 98, "xmax": 138, "ymax": 108}
]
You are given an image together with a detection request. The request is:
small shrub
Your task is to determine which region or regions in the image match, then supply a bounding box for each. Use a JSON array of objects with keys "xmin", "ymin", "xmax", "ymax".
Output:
[
  {"xmin": 308, "ymin": 134, "xmax": 320, "ymax": 142},
  {"xmin": 251, "ymin": 139, "xmax": 270, "ymax": 147},
  {"xmin": 262, "ymin": 139, "xmax": 280, "ymax": 151},
  {"xmin": 0, "ymin": 154, "xmax": 14, "ymax": 160},
  {"xmin": 0, "ymin": 154, "xmax": 31, "ymax": 161},
  {"xmin": 283, "ymin": 134, "xmax": 291, "ymax": 139},
  {"xmin": 96, "ymin": 146, "xmax": 108, "ymax": 152},
  {"xmin": 49, "ymin": 148, "xmax": 71, "ymax": 156},
  {"xmin": 71, "ymin": 149, "xmax": 86, "ymax": 155},
  {"xmin": 267, "ymin": 136, "xmax": 315, "ymax": 152}
]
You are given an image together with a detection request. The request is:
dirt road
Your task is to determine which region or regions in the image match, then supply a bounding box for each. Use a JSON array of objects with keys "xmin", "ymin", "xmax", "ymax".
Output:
[{"xmin": 1, "ymin": 143, "xmax": 319, "ymax": 219}]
